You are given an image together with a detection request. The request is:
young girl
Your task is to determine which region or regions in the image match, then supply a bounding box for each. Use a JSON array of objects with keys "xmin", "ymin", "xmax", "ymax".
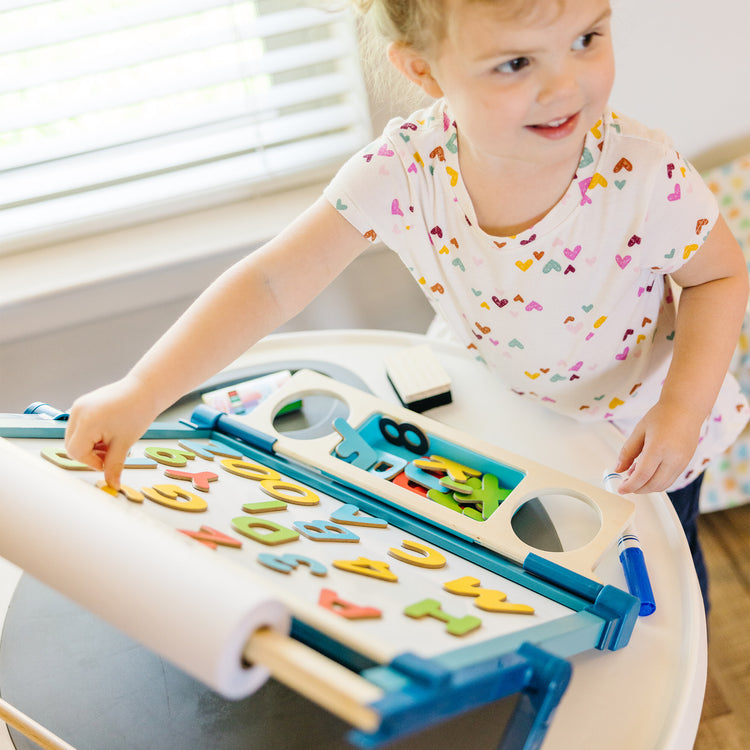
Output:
[{"xmin": 65, "ymin": 0, "xmax": 748, "ymax": 609}]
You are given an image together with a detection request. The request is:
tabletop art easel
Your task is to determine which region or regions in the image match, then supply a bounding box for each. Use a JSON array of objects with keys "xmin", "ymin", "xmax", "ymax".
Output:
[{"xmin": 0, "ymin": 369, "xmax": 639, "ymax": 750}]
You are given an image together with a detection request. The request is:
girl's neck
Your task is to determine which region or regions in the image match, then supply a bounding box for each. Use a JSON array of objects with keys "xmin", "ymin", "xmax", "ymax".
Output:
[{"xmin": 457, "ymin": 136, "xmax": 584, "ymax": 239}]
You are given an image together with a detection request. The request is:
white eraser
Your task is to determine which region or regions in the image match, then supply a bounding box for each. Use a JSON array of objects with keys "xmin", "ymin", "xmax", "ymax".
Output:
[{"xmin": 384, "ymin": 345, "xmax": 452, "ymax": 412}]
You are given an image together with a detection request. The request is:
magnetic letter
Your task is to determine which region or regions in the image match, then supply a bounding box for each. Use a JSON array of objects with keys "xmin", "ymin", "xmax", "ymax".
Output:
[
  {"xmin": 144, "ymin": 446, "xmax": 196, "ymax": 468},
  {"xmin": 443, "ymin": 576, "xmax": 534, "ymax": 615},
  {"xmin": 178, "ymin": 439, "xmax": 242, "ymax": 460},
  {"xmin": 413, "ymin": 455, "xmax": 481, "ymax": 483},
  {"xmin": 258, "ymin": 553, "xmax": 327, "ymax": 577},
  {"xmin": 318, "ymin": 589, "xmax": 381, "ymax": 620},
  {"xmin": 40, "ymin": 447, "xmax": 91, "ymax": 471},
  {"xmin": 231, "ymin": 517, "xmax": 299, "ymax": 545},
  {"xmin": 259, "ymin": 479, "xmax": 319, "ymax": 506},
  {"xmin": 293, "ymin": 520, "xmax": 359, "ymax": 543},
  {"xmin": 164, "ymin": 469, "xmax": 219, "ymax": 492},
  {"xmin": 329, "ymin": 503, "xmax": 387, "ymax": 528},
  {"xmin": 179, "ymin": 526, "xmax": 243, "ymax": 550},
  {"xmin": 142, "ymin": 484, "xmax": 208, "ymax": 512},
  {"xmin": 332, "ymin": 557, "xmax": 398, "ymax": 582},
  {"xmin": 403, "ymin": 598, "xmax": 482, "ymax": 636},
  {"xmin": 242, "ymin": 499, "xmax": 288, "ymax": 513},
  {"xmin": 388, "ymin": 540, "xmax": 446, "ymax": 569},
  {"xmin": 96, "ymin": 480, "xmax": 144, "ymax": 503},
  {"xmin": 332, "ymin": 418, "xmax": 377, "ymax": 469},
  {"xmin": 220, "ymin": 458, "xmax": 280, "ymax": 481}
]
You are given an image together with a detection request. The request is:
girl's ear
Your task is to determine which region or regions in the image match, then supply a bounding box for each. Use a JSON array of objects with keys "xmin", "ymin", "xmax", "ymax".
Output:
[{"xmin": 387, "ymin": 42, "xmax": 444, "ymax": 98}]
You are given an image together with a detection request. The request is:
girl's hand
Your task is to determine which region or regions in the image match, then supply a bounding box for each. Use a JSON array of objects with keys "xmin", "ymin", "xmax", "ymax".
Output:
[
  {"xmin": 64, "ymin": 375, "xmax": 159, "ymax": 491},
  {"xmin": 614, "ymin": 400, "xmax": 703, "ymax": 494}
]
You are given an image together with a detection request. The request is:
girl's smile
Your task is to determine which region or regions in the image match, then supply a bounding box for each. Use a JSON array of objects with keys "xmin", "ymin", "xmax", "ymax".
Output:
[{"xmin": 527, "ymin": 111, "xmax": 582, "ymax": 139}]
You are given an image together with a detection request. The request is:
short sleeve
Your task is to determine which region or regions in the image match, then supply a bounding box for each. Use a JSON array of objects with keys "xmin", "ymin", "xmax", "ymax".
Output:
[
  {"xmin": 639, "ymin": 146, "xmax": 720, "ymax": 274},
  {"xmin": 323, "ymin": 132, "xmax": 413, "ymax": 247}
]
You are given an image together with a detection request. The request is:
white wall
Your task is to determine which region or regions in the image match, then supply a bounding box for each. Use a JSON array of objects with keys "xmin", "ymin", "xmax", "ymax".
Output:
[
  {"xmin": 0, "ymin": 247, "xmax": 434, "ymax": 412},
  {"xmin": 611, "ymin": 0, "xmax": 750, "ymax": 165},
  {"xmin": 2, "ymin": 0, "xmax": 749, "ymax": 412}
]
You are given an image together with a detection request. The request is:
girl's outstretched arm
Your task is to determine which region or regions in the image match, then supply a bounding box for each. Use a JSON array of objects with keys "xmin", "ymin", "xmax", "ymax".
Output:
[
  {"xmin": 65, "ymin": 197, "xmax": 370, "ymax": 489},
  {"xmin": 616, "ymin": 216, "xmax": 748, "ymax": 493}
]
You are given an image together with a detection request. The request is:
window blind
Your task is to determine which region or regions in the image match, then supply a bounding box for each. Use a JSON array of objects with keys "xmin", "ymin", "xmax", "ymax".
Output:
[{"xmin": 0, "ymin": 0, "xmax": 371, "ymax": 254}]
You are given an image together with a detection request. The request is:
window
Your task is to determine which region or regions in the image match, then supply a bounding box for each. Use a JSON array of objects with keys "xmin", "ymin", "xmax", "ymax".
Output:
[{"xmin": 0, "ymin": 0, "xmax": 371, "ymax": 255}]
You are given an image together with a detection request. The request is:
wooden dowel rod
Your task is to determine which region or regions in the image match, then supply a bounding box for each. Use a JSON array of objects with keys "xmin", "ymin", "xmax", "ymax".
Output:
[
  {"xmin": 0, "ymin": 697, "xmax": 77, "ymax": 750},
  {"xmin": 0, "ymin": 629, "xmax": 385, "ymax": 748},
  {"xmin": 244, "ymin": 628, "xmax": 384, "ymax": 733}
]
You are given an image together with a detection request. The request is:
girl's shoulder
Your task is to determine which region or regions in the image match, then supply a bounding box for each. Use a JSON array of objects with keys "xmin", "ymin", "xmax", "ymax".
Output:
[
  {"xmin": 381, "ymin": 99, "xmax": 454, "ymax": 146},
  {"xmin": 596, "ymin": 111, "xmax": 690, "ymax": 187},
  {"xmin": 601, "ymin": 111, "xmax": 674, "ymax": 152}
]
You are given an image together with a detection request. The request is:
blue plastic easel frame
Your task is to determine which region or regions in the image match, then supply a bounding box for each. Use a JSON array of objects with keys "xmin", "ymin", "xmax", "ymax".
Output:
[{"xmin": 0, "ymin": 409, "xmax": 638, "ymax": 750}]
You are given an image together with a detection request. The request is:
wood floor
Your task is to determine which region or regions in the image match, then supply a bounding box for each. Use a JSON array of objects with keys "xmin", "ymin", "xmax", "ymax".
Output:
[{"xmin": 695, "ymin": 505, "xmax": 750, "ymax": 748}]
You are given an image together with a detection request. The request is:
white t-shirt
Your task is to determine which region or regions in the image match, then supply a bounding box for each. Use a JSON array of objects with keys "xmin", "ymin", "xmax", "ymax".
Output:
[{"xmin": 324, "ymin": 100, "xmax": 749, "ymax": 489}]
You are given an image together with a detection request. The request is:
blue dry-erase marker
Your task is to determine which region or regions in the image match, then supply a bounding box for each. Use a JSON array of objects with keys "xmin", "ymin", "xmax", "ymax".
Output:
[{"xmin": 603, "ymin": 472, "xmax": 656, "ymax": 617}]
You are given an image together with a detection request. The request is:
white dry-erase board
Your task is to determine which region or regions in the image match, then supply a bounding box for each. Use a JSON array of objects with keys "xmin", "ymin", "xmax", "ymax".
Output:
[{"xmin": 0, "ymin": 370, "xmax": 639, "ymax": 749}]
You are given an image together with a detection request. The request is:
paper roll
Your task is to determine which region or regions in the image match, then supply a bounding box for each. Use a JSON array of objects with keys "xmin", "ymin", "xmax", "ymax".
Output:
[{"xmin": 0, "ymin": 437, "xmax": 290, "ymax": 700}]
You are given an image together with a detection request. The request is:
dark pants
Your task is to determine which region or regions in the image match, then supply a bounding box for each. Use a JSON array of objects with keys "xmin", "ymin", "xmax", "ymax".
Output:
[{"xmin": 667, "ymin": 473, "xmax": 709, "ymax": 614}]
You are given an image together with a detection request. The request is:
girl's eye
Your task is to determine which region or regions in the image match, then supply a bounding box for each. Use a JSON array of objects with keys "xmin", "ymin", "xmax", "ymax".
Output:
[
  {"xmin": 496, "ymin": 57, "xmax": 530, "ymax": 74},
  {"xmin": 572, "ymin": 32, "xmax": 598, "ymax": 51}
]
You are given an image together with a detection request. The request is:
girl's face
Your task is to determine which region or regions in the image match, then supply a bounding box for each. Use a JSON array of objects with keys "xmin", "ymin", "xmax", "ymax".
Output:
[{"xmin": 405, "ymin": 0, "xmax": 615, "ymax": 175}]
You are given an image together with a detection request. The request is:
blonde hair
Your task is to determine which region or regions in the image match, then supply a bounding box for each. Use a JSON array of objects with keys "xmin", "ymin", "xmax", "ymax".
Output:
[
  {"xmin": 351, "ymin": 0, "xmax": 562, "ymax": 52},
  {"xmin": 351, "ymin": 0, "xmax": 445, "ymax": 53}
]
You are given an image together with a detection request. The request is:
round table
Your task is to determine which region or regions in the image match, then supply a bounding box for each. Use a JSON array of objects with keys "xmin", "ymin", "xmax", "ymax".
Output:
[{"xmin": 0, "ymin": 330, "xmax": 706, "ymax": 750}]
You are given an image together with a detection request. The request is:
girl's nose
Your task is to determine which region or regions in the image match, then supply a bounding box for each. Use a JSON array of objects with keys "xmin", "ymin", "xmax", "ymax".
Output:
[{"xmin": 537, "ymin": 61, "xmax": 578, "ymax": 106}]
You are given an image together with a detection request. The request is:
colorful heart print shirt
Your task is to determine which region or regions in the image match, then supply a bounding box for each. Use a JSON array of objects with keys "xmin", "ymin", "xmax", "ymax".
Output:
[{"xmin": 324, "ymin": 100, "xmax": 749, "ymax": 489}]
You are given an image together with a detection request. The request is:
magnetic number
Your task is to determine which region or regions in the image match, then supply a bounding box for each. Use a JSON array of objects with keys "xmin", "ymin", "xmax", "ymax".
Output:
[{"xmin": 378, "ymin": 417, "xmax": 429, "ymax": 455}]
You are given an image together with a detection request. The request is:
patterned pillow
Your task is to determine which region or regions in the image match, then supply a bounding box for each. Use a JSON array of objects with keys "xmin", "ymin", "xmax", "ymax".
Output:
[
  {"xmin": 703, "ymin": 154, "xmax": 750, "ymax": 393},
  {"xmin": 703, "ymin": 153, "xmax": 750, "ymax": 258},
  {"xmin": 701, "ymin": 153, "xmax": 750, "ymax": 510}
]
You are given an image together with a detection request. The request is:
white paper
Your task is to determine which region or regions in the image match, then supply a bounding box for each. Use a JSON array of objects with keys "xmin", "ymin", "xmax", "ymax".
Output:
[{"xmin": 0, "ymin": 437, "xmax": 290, "ymax": 699}]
